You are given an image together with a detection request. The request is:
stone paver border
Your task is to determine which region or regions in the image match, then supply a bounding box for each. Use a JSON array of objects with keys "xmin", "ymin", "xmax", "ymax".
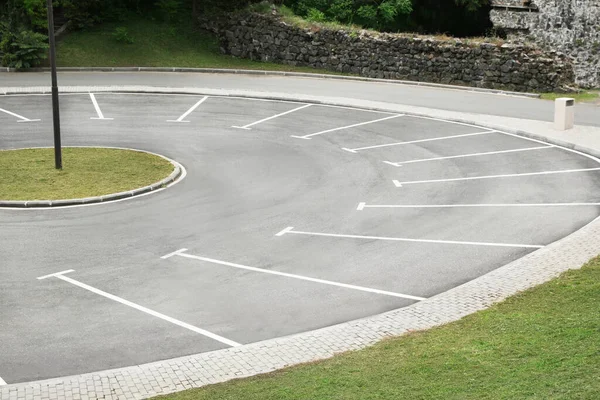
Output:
[
  {"xmin": 0, "ymin": 147, "xmax": 183, "ymax": 209},
  {"xmin": 0, "ymin": 86, "xmax": 597, "ymax": 400}
]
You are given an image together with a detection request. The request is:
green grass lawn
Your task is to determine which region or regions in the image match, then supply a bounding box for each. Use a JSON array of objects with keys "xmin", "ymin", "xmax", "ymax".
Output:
[
  {"xmin": 56, "ymin": 15, "xmax": 332, "ymax": 74},
  {"xmin": 0, "ymin": 147, "xmax": 174, "ymax": 200},
  {"xmin": 540, "ymin": 91, "xmax": 600, "ymax": 103},
  {"xmin": 158, "ymin": 257, "xmax": 600, "ymax": 400}
]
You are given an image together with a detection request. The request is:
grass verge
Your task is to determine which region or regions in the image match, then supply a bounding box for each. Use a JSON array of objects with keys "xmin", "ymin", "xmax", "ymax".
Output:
[
  {"xmin": 158, "ymin": 257, "xmax": 600, "ymax": 400},
  {"xmin": 540, "ymin": 91, "xmax": 600, "ymax": 103},
  {"xmin": 0, "ymin": 147, "xmax": 174, "ymax": 200},
  {"xmin": 56, "ymin": 15, "xmax": 334, "ymax": 74}
]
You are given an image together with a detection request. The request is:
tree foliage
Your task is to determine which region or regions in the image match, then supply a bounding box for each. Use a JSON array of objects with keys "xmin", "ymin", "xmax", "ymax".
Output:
[
  {"xmin": 0, "ymin": 0, "xmax": 495, "ymax": 68},
  {"xmin": 284, "ymin": 0, "xmax": 491, "ymax": 35}
]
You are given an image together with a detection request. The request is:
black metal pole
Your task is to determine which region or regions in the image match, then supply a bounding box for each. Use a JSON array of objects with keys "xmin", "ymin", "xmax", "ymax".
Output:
[{"xmin": 46, "ymin": 0, "xmax": 62, "ymax": 169}]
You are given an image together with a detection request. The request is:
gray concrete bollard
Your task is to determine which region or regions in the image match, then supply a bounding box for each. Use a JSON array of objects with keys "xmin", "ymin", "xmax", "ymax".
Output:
[{"xmin": 554, "ymin": 98, "xmax": 575, "ymax": 131}]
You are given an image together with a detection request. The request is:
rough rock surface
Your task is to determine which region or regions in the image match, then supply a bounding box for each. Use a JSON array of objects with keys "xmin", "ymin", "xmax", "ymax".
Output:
[
  {"xmin": 201, "ymin": 12, "xmax": 574, "ymax": 92},
  {"xmin": 491, "ymin": 0, "xmax": 600, "ymax": 88}
]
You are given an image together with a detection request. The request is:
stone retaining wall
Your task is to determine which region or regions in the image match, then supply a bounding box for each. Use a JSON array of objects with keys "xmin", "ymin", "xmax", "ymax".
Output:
[
  {"xmin": 491, "ymin": 0, "xmax": 600, "ymax": 88},
  {"xmin": 202, "ymin": 12, "xmax": 575, "ymax": 93}
]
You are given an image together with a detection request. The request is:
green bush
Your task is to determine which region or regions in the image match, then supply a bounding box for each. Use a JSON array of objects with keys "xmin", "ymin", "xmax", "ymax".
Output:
[
  {"xmin": 112, "ymin": 27, "xmax": 134, "ymax": 44},
  {"xmin": 306, "ymin": 7, "xmax": 326, "ymax": 22},
  {"xmin": 22, "ymin": 0, "xmax": 47, "ymax": 30},
  {"xmin": 0, "ymin": 29, "xmax": 48, "ymax": 69}
]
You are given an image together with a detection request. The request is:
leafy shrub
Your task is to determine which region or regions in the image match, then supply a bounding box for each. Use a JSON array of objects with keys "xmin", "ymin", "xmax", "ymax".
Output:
[
  {"xmin": 306, "ymin": 8, "xmax": 326, "ymax": 22},
  {"xmin": 0, "ymin": 29, "xmax": 48, "ymax": 69},
  {"xmin": 22, "ymin": 0, "xmax": 47, "ymax": 31},
  {"xmin": 112, "ymin": 27, "xmax": 134, "ymax": 44},
  {"xmin": 287, "ymin": 0, "xmax": 413, "ymax": 31}
]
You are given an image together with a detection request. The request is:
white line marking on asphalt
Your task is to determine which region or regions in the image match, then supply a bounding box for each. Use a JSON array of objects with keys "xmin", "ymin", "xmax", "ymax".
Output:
[
  {"xmin": 167, "ymin": 96, "xmax": 209, "ymax": 122},
  {"xmin": 161, "ymin": 248, "xmax": 189, "ymax": 259},
  {"xmin": 389, "ymin": 145, "xmax": 553, "ymax": 166},
  {"xmin": 407, "ymin": 115, "xmax": 600, "ymax": 168},
  {"xmin": 37, "ymin": 269, "xmax": 76, "ymax": 280},
  {"xmin": 37, "ymin": 269, "xmax": 240, "ymax": 347},
  {"xmin": 276, "ymin": 227, "xmax": 543, "ymax": 249},
  {"xmin": 89, "ymin": 93, "xmax": 113, "ymax": 120},
  {"xmin": 165, "ymin": 250, "xmax": 426, "ymax": 301},
  {"xmin": 0, "ymin": 107, "xmax": 40, "ymax": 122},
  {"xmin": 292, "ymin": 114, "xmax": 404, "ymax": 140},
  {"xmin": 393, "ymin": 167, "xmax": 600, "ymax": 187},
  {"xmin": 276, "ymin": 226, "xmax": 295, "ymax": 236},
  {"xmin": 342, "ymin": 130, "xmax": 495, "ymax": 153},
  {"xmin": 0, "ymin": 376, "xmax": 6, "ymax": 386},
  {"xmin": 357, "ymin": 203, "xmax": 600, "ymax": 209},
  {"xmin": 233, "ymin": 104, "xmax": 312, "ymax": 130}
]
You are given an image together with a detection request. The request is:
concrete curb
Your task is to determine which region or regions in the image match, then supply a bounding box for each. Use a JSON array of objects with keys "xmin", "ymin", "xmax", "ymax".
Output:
[
  {"xmin": 0, "ymin": 67, "xmax": 542, "ymax": 98},
  {"xmin": 1, "ymin": 86, "xmax": 598, "ymax": 400},
  {"xmin": 0, "ymin": 147, "xmax": 182, "ymax": 209}
]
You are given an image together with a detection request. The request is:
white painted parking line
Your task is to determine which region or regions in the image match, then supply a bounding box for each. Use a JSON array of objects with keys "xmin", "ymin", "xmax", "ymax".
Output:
[
  {"xmin": 0, "ymin": 376, "xmax": 6, "ymax": 386},
  {"xmin": 89, "ymin": 93, "xmax": 113, "ymax": 120},
  {"xmin": 162, "ymin": 249, "xmax": 426, "ymax": 301},
  {"xmin": 276, "ymin": 227, "xmax": 543, "ymax": 249},
  {"xmin": 341, "ymin": 130, "xmax": 494, "ymax": 153},
  {"xmin": 37, "ymin": 269, "xmax": 240, "ymax": 347},
  {"xmin": 167, "ymin": 96, "xmax": 209, "ymax": 123},
  {"xmin": 0, "ymin": 107, "xmax": 40, "ymax": 123},
  {"xmin": 161, "ymin": 248, "xmax": 189, "ymax": 259},
  {"xmin": 357, "ymin": 202, "xmax": 600, "ymax": 210},
  {"xmin": 385, "ymin": 145, "xmax": 553, "ymax": 167},
  {"xmin": 292, "ymin": 114, "xmax": 404, "ymax": 140},
  {"xmin": 393, "ymin": 167, "xmax": 600, "ymax": 187},
  {"xmin": 233, "ymin": 104, "xmax": 312, "ymax": 130}
]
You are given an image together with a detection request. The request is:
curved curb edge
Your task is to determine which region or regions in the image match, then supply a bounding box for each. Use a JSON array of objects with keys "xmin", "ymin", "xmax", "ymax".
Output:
[
  {"xmin": 0, "ymin": 66, "xmax": 541, "ymax": 99},
  {"xmin": 0, "ymin": 148, "xmax": 183, "ymax": 209}
]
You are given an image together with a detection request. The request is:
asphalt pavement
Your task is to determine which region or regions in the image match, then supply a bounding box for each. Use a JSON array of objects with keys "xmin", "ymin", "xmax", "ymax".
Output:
[
  {"xmin": 1, "ymin": 87, "xmax": 600, "ymax": 384},
  {"xmin": 1, "ymin": 71, "xmax": 599, "ymax": 126}
]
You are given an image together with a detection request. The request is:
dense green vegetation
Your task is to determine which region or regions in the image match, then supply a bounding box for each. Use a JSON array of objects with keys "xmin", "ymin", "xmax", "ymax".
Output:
[
  {"xmin": 0, "ymin": 0, "xmax": 494, "ymax": 69},
  {"xmin": 285, "ymin": 0, "xmax": 492, "ymax": 37},
  {"xmin": 157, "ymin": 256, "xmax": 600, "ymax": 399},
  {"xmin": 56, "ymin": 14, "xmax": 337, "ymax": 73}
]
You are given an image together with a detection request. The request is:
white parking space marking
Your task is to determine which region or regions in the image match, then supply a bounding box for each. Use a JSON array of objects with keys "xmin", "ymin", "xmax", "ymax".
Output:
[
  {"xmin": 357, "ymin": 202, "xmax": 600, "ymax": 210},
  {"xmin": 276, "ymin": 227, "xmax": 543, "ymax": 249},
  {"xmin": 291, "ymin": 114, "xmax": 404, "ymax": 140},
  {"xmin": 167, "ymin": 96, "xmax": 209, "ymax": 123},
  {"xmin": 385, "ymin": 145, "xmax": 553, "ymax": 167},
  {"xmin": 0, "ymin": 376, "xmax": 6, "ymax": 386},
  {"xmin": 0, "ymin": 107, "xmax": 40, "ymax": 123},
  {"xmin": 341, "ymin": 130, "xmax": 494, "ymax": 153},
  {"xmin": 393, "ymin": 167, "xmax": 600, "ymax": 187},
  {"xmin": 89, "ymin": 93, "xmax": 113, "ymax": 120},
  {"xmin": 233, "ymin": 104, "xmax": 312, "ymax": 130},
  {"xmin": 37, "ymin": 270, "xmax": 240, "ymax": 347},
  {"xmin": 162, "ymin": 249, "xmax": 426, "ymax": 301}
]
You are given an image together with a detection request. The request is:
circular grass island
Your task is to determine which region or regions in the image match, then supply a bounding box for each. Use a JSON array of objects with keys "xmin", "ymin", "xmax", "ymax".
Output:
[{"xmin": 0, "ymin": 147, "xmax": 178, "ymax": 204}]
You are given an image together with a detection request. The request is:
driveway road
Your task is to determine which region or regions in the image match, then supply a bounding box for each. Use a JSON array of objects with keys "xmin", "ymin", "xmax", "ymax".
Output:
[{"xmin": 1, "ymin": 71, "xmax": 599, "ymax": 127}]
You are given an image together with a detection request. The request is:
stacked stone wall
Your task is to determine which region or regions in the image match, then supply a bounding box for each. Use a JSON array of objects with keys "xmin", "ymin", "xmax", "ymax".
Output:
[
  {"xmin": 491, "ymin": 0, "xmax": 600, "ymax": 88},
  {"xmin": 202, "ymin": 13, "xmax": 574, "ymax": 93}
]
